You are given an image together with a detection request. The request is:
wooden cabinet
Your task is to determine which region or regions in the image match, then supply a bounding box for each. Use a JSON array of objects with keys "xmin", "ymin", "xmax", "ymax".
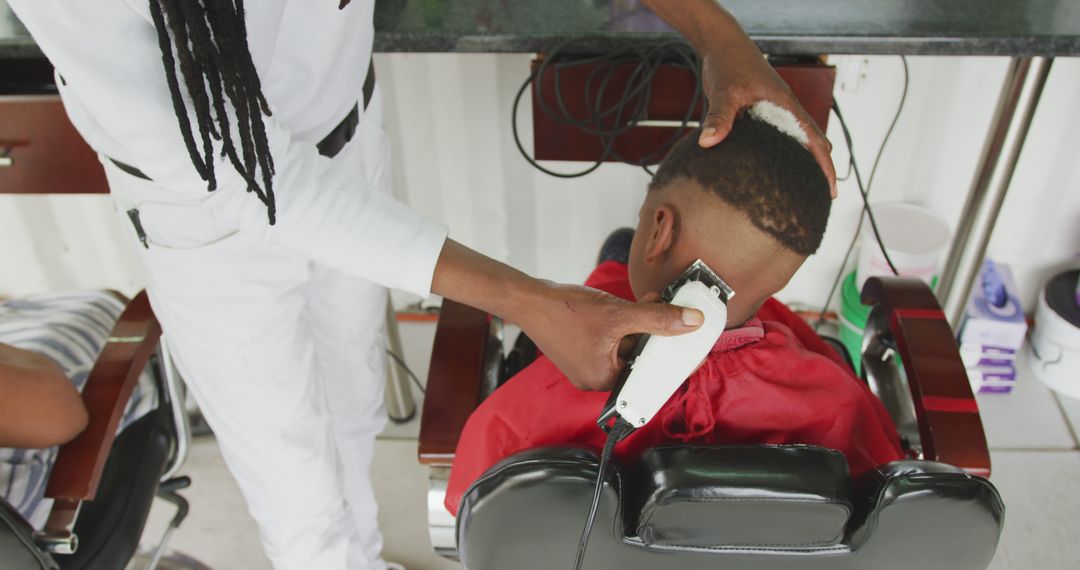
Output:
[
  {"xmin": 531, "ymin": 58, "xmax": 836, "ymax": 164},
  {"xmin": 0, "ymin": 96, "xmax": 109, "ymax": 195}
]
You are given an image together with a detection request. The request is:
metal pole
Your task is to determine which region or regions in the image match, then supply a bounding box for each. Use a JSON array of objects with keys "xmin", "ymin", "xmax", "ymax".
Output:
[
  {"xmin": 384, "ymin": 295, "xmax": 417, "ymax": 423},
  {"xmin": 157, "ymin": 340, "xmax": 191, "ymax": 482},
  {"xmin": 938, "ymin": 56, "xmax": 1053, "ymax": 326}
]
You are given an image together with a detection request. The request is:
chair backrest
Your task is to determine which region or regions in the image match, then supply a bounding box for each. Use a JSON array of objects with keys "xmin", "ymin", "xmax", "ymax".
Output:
[
  {"xmin": 0, "ymin": 411, "xmax": 171, "ymax": 570},
  {"xmin": 54, "ymin": 410, "xmax": 172, "ymax": 569},
  {"xmin": 0, "ymin": 292, "xmax": 171, "ymax": 567},
  {"xmin": 457, "ymin": 445, "xmax": 1004, "ymax": 570}
]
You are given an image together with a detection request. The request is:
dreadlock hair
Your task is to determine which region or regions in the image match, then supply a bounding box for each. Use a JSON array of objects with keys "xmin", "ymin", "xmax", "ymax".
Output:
[
  {"xmin": 149, "ymin": 0, "xmax": 277, "ymax": 224},
  {"xmin": 648, "ymin": 117, "xmax": 832, "ymax": 256}
]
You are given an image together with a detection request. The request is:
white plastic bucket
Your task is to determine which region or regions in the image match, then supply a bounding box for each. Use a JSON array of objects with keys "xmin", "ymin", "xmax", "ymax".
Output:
[
  {"xmin": 856, "ymin": 202, "xmax": 951, "ymax": 291},
  {"xmin": 1030, "ymin": 270, "xmax": 1080, "ymax": 399}
]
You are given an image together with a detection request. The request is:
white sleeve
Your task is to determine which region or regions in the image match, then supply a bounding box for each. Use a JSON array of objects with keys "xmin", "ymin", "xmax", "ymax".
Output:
[
  {"xmin": 9, "ymin": 0, "xmax": 448, "ymax": 298},
  {"xmin": 214, "ymin": 119, "xmax": 449, "ymax": 298}
]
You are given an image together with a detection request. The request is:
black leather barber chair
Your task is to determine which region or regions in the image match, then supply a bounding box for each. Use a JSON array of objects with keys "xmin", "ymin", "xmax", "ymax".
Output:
[
  {"xmin": 418, "ymin": 277, "xmax": 1004, "ymax": 569},
  {"xmin": 0, "ymin": 291, "xmax": 192, "ymax": 570}
]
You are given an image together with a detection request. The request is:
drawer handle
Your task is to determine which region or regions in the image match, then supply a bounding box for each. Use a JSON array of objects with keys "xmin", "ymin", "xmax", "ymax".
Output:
[
  {"xmin": 0, "ymin": 147, "xmax": 11, "ymax": 167},
  {"xmin": 633, "ymin": 119, "xmax": 702, "ymax": 128}
]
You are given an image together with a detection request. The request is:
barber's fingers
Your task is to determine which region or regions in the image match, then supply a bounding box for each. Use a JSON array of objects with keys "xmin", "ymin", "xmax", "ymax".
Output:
[
  {"xmin": 614, "ymin": 301, "xmax": 704, "ymax": 339},
  {"xmin": 612, "ymin": 302, "xmax": 702, "ymax": 376},
  {"xmin": 699, "ymin": 103, "xmax": 737, "ymax": 148},
  {"xmin": 759, "ymin": 91, "xmax": 836, "ymax": 198},
  {"xmin": 615, "ymin": 292, "xmax": 662, "ymax": 360},
  {"xmin": 798, "ymin": 111, "xmax": 838, "ymax": 198},
  {"xmin": 769, "ymin": 90, "xmax": 837, "ymax": 197}
]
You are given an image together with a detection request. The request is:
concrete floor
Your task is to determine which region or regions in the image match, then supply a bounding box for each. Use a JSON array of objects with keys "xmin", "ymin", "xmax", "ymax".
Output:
[{"xmin": 135, "ymin": 320, "xmax": 1080, "ymax": 569}]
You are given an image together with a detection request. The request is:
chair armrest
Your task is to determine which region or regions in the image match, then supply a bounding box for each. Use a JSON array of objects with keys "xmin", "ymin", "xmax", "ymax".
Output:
[
  {"xmin": 41, "ymin": 291, "xmax": 161, "ymax": 542},
  {"xmin": 861, "ymin": 277, "xmax": 991, "ymax": 477},
  {"xmin": 418, "ymin": 300, "xmax": 494, "ymax": 466}
]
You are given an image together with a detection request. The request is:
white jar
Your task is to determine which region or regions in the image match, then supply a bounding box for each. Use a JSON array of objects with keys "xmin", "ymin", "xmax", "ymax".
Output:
[
  {"xmin": 855, "ymin": 202, "xmax": 951, "ymax": 292},
  {"xmin": 1029, "ymin": 270, "xmax": 1080, "ymax": 399}
]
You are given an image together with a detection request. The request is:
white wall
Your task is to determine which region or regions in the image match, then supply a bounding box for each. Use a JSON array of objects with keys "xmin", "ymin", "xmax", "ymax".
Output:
[
  {"xmin": 0, "ymin": 193, "xmax": 144, "ymax": 297},
  {"xmin": 813, "ymin": 55, "xmax": 1080, "ymax": 313},
  {"xmin": 2, "ymin": 53, "xmax": 1078, "ymax": 314}
]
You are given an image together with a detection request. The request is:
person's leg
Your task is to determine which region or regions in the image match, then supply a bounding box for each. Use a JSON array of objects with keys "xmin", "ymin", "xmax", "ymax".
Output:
[
  {"xmin": 301, "ymin": 85, "xmax": 396, "ymax": 569},
  {"xmin": 106, "ymin": 169, "xmax": 355, "ymax": 569},
  {"xmin": 304, "ymin": 264, "xmax": 388, "ymax": 569}
]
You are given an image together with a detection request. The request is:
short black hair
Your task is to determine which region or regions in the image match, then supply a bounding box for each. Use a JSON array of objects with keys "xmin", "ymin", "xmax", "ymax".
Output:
[{"xmin": 649, "ymin": 117, "xmax": 831, "ymax": 256}]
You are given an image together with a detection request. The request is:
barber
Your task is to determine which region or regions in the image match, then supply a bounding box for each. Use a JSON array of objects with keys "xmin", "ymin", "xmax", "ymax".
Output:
[{"xmin": 9, "ymin": 1, "xmax": 835, "ymax": 568}]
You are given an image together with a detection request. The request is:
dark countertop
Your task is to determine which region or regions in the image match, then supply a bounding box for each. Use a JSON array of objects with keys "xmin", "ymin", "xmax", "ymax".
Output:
[{"xmin": 3, "ymin": 0, "xmax": 1080, "ymax": 59}]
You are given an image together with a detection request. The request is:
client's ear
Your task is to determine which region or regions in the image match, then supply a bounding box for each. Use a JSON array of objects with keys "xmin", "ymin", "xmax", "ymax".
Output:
[{"xmin": 643, "ymin": 204, "xmax": 677, "ymax": 262}]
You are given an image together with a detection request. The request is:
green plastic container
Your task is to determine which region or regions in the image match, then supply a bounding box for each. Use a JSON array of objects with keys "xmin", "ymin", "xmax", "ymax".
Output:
[
  {"xmin": 839, "ymin": 272, "xmax": 870, "ymax": 375},
  {"xmin": 838, "ymin": 273, "xmax": 938, "ymax": 375}
]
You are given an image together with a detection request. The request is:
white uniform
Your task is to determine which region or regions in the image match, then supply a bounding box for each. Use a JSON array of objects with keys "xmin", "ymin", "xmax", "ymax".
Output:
[{"xmin": 9, "ymin": 1, "xmax": 448, "ymax": 569}]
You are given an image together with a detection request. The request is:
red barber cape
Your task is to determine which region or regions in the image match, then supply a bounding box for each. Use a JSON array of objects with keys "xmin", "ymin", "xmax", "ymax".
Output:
[{"xmin": 445, "ymin": 261, "xmax": 904, "ymax": 515}]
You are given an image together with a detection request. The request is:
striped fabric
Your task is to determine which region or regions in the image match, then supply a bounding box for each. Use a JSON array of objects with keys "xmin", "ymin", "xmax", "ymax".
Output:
[{"xmin": 0, "ymin": 290, "xmax": 157, "ymax": 529}]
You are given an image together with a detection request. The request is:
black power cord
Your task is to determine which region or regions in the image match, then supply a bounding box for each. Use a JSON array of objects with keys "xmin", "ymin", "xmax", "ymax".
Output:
[
  {"xmin": 385, "ymin": 349, "xmax": 426, "ymax": 394},
  {"xmin": 814, "ymin": 57, "xmax": 909, "ymax": 331},
  {"xmin": 573, "ymin": 417, "xmax": 636, "ymax": 570},
  {"xmin": 832, "ymin": 101, "xmax": 900, "ymax": 271},
  {"xmin": 512, "ymin": 39, "xmax": 704, "ymax": 178}
]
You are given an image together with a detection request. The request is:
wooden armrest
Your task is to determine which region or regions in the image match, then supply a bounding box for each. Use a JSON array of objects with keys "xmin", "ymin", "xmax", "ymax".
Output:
[
  {"xmin": 42, "ymin": 291, "xmax": 161, "ymax": 535},
  {"xmin": 861, "ymin": 277, "xmax": 991, "ymax": 477},
  {"xmin": 418, "ymin": 300, "xmax": 493, "ymax": 466}
]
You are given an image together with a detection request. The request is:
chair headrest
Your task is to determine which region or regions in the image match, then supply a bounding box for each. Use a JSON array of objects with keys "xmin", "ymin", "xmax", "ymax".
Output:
[
  {"xmin": 628, "ymin": 445, "xmax": 852, "ymax": 548},
  {"xmin": 458, "ymin": 447, "xmax": 1005, "ymax": 569}
]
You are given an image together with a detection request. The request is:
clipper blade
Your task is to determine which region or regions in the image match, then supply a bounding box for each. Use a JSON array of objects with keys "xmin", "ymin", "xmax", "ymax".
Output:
[{"xmin": 661, "ymin": 259, "xmax": 735, "ymax": 304}]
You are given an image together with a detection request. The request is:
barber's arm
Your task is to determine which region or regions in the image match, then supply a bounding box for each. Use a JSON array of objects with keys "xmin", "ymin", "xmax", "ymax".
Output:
[
  {"xmin": 0, "ymin": 343, "xmax": 88, "ymax": 449},
  {"xmin": 432, "ymin": 240, "xmax": 703, "ymax": 392},
  {"xmin": 643, "ymin": 0, "xmax": 837, "ymax": 195}
]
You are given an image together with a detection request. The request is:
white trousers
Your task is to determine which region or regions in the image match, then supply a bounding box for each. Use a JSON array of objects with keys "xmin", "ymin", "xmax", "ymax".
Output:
[{"xmin": 106, "ymin": 93, "xmax": 394, "ymax": 570}]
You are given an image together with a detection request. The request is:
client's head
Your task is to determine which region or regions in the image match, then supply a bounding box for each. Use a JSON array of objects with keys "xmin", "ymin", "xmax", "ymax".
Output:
[{"xmin": 628, "ymin": 115, "xmax": 831, "ymax": 327}]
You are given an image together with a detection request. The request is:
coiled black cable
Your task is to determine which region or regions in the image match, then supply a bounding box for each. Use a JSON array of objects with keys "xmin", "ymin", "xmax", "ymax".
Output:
[
  {"xmin": 512, "ymin": 39, "xmax": 704, "ymax": 178},
  {"xmin": 573, "ymin": 417, "xmax": 636, "ymax": 570}
]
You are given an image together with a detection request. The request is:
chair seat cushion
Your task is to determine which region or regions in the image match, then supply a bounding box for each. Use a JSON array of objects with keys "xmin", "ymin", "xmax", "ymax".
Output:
[{"xmin": 630, "ymin": 445, "xmax": 852, "ymax": 548}]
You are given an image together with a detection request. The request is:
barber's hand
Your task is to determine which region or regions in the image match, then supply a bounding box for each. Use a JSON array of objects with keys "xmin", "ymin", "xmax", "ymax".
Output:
[
  {"xmin": 431, "ymin": 239, "xmax": 702, "ymax": 391},
  {"xmin": 697, "ymin": 47, "xmax": 836, "ymax": 197},
  {"xmin": 642, "ymin": 0, "xmax": 836, "ymax": 196},
  {"xmin": 517, "ymin": 283, "xmax": 703, "ymax": 391}
]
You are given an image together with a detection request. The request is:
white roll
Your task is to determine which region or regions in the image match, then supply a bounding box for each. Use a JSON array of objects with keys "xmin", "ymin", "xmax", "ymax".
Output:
[{"xmin": 1029, "ymin": 270, "xmax": 1080, "ymax": 399}]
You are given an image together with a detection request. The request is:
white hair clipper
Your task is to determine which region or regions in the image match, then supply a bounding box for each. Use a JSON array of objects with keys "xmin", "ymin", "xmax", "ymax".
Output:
[
  {"xmin": 597, "ymin": 259, "xmax": 734, "ymax": 432},
  {"xmin": 575, "ymin": 259, "xmax": 735, "ymax": 570}
]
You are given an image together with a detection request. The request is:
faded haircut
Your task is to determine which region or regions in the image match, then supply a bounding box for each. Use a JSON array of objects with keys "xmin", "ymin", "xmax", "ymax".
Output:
[{"xmin": 648, "ymin": 117, "xmax": 831, "ymax": 256}]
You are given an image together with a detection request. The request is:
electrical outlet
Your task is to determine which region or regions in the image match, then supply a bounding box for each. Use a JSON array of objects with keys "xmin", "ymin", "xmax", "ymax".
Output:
[{"xmin": 830, "ymin": 56, "xmax": 870, "ymax": 93}]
